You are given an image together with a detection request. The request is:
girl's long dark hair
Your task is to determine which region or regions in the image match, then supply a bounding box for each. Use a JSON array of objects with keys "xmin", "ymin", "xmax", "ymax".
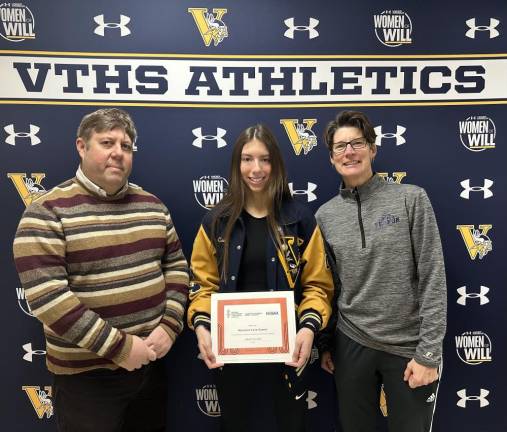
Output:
[{"xmin": 212, "ymin": 124, "xmax": 292, "ymax": 279}]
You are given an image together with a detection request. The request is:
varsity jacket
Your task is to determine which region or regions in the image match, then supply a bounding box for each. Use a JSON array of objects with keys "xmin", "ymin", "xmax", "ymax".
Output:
[
  {"xmin": 188, "ymin": 199, "xmax": 334, "ymax": 333},
  {"xmin": 316, "ymin": 174, "xmax": 447, "ymax": 368},
  {"xmin": 13, "ymin": 168, "xmax": 189, "ymax": 374}
]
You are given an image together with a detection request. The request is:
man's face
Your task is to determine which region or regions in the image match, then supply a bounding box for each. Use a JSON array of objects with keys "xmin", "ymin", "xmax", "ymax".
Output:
[{"xmin": 76, "ymin": 128, "xmax": 133, "ymax": 195}]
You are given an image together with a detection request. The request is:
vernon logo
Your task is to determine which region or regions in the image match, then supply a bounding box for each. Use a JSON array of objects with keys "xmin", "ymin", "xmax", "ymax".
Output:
[
  {"xmin": 459, "ymin": 116, "xmax": 495, "ymax": 152},
  {"xmin": 280, "ymin": 119, "xmax": 317, "ymax": 156},
  {"xmin": 455, "ymin": 331, "xmax": 492, "ymax": 365},
  {"xmin": 8, "ymin": 172, "xmax": 46, "ymax": 206},
  {"xmin": 373, "ymin": 10, "xmax": 412, "ymax": 47},
  {"xmin": 378, "ymin": 172, "xmax": 407, "ymax": 184},
  {"xmin": 22, "ymin": 386, "xmax": 53, "ymax": 419},
  {"xmin": 456, "ymin": 224, "xmax": 492, "ymax": 260},
  {"xmin": 193, "ymin": 175, "xmax": 228, "ymax": 210},
  {"xmin": 0, "ymin": 3, "xmax": 35, "ymax": 42},
  {"xmin": 278, "ymin": 235, "xmax": 303, "ymax": 288},
  {"xmin": 16, "ymin": 287, "xmax": 34, "ymax": 316},
  {"xmin": 188, "ymin": 8, "xmax": 228, "ymax": 47},
  {"xmin": 196, "ymin": 384, "xmax": 221, "ymax": 417}
]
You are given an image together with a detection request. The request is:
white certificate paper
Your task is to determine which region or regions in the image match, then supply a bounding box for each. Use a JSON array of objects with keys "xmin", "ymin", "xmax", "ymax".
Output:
[{"xmin": 211, "ymin": 291, "xmax": 297, "ymax": 363}]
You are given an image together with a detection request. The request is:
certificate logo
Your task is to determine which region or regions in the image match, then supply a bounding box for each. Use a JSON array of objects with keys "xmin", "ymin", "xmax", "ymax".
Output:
[
  {"xmin": 373, "ymin": 10, "xmax": 412, "ymax": 47},
  {"xmin": 459, "ymin": 116, "xmax": 496, "ymax": 152},
  {"xmin": 0, "ymin": 2, "xmax": 35, "ymax": 42},
  {"xmin": 193, "ymin": 175, "xmax": 228, "ymax": 210},
  {"xmin": 455, "ymin": 331, "xmax": 492, "ymax": 365},
  {"xmin": 196, "ymin": 384, "xmax": 221, "ymax": 417}
]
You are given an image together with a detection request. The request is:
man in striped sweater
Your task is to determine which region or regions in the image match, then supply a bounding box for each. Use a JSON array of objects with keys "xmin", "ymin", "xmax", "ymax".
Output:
[{"xmin": 13, "ymin": 109, "xmax": 189, "ymax": 432}]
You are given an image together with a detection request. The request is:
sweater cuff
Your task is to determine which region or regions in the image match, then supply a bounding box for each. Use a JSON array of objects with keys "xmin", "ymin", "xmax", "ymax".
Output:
[
  {"xmin": 111, "ymin": 332, "xmax": 133, "ymax": 365},
  {"xmin": 299, "ymin": 309, "xmax": 322, "ymax": 333},
  {"xmin": 414, "ymin": 349, "xmax": 441, "ymax": 368},
  {"xmin": 192, "ymin": 312, "xmax": 211, "ymax": 331},
  {"xmin": 158, "ymin": 323, "xmax": 178, "ymax": 342}
]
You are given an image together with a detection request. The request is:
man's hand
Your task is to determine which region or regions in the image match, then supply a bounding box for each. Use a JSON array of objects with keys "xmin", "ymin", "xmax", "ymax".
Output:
[
  {"xmin": 145, "ymin": 326, "xmax": 174, "ymax": 359},
  {"xmin": 195, "ymin": 326, "xmax": 223, "ymax": 369},
  {"xmin": 403, "ymin": 359, "xmax": 438, "ymax": 389},
  {"xmin": 286, "ymin": 327, "xmax": 314, "ymax": 368},
  {"xmin": 320, "ymin": 351, "xmax": 335, "ymax": 374},
  {"xmin": 119, "ymin": 335, "xmax": 157, "ymax": 371}
]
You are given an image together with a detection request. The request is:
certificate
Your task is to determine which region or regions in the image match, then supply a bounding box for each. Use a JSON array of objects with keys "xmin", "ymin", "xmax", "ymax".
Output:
[{"xmin": 211, "ymin": 291, "xmax": 297, "ymax": 363}]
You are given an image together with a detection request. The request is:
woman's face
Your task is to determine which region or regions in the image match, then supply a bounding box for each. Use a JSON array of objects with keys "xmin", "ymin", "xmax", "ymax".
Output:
[
  {"xmin": 240, "ymin": 138, "xmax": 272, "ymax": 195},
  {"xmin": 330, "ymin": 126, "xmax": 376, "ymax": 188}
]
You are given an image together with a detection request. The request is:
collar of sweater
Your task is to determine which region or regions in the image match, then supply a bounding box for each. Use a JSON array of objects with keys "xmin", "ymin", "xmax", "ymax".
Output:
[
  {"xmin": 339, "ymin": 173, "xmax": 384, "ymax": 202},
  {"xmin": 75, "ymin": 166, "xmax": 129, "ymax": 200}
]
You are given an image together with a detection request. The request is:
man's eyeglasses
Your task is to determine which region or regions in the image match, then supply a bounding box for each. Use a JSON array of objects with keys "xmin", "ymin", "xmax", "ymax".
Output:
[{"xmin": 331, "ymin": 138, "xmax": 368, "ymax": 155}]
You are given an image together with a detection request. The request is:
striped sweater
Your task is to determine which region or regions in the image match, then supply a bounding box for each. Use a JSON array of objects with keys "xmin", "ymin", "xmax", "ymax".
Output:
[{"xmin": 13, "ymin": 171, "xmax": 189, "ymax": 374}]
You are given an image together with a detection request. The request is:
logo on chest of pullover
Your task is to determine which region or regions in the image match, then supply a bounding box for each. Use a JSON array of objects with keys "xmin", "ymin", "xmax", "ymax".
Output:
[{"xmin": 375, "ymin": 214, "xmax": 400, "ymax": 229}]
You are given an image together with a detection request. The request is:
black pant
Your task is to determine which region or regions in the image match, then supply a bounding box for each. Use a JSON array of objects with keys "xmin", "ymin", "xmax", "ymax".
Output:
[
  {"xmin": 53, "ymin": 361, "xmax": 168, "ymax": 432},
  {"xmin": 215, "ymin": 363, "xmax": 306, "ymax": 432},
  {"xmin": 334, "ymin": 331, "xmax": 439, "ymax": 432}
]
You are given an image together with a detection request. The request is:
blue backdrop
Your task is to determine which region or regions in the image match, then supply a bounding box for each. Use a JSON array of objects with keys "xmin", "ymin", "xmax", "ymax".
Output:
[{"xmin": 1, "ymin": 1, "xmax": 505, "ymax": 431}]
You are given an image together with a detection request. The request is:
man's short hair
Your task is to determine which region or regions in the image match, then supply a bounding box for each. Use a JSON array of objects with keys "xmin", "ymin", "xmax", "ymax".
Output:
[
  {"xmin": 323, "ymin": 110, "xmax": 376, "ymax": 152},
  {"xmin": 77, "ymin": 108, "xmax": 137, "ymax": 144}
]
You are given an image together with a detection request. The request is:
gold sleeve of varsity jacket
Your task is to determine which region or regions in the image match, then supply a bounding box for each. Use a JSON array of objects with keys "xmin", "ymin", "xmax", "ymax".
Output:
[
  {"xmin": 298, "ymin": 226, "xmax": 334, "ymax": 330},
  {"xmin": 187, "ymin": 224, "xmax": 220, "ymax": 329}
]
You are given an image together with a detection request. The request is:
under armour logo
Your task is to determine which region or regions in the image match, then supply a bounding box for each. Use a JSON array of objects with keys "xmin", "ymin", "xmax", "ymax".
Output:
[
  {"xmin": 457, "ymin": 389, "xmax": 490, "ymax": 408},
  {"xmin": 306, "ymin": 390, "xmax": 318, "ymax": 409},
  {"xmin": 22, "ymin": 343, "xmax": 46, "ymax": 362},
  {"xmin": 4, "ymin": 124, "xmax": 41, "ymax": 146},
  {"xmin": 374, "ymin": 125, "xmax": 406, "ymax": 146},
  {"xmin": 465, "ymin": 18, "xmax": 500, "ymax": 39},
  {"xmin": 192, "ymin": 127, "xmax": 227, "ymax": 148},
  {"xmin": 457, "ymin": 286, "xmax": 490, "ymax": 306},
  {"xmin": 460, "ymin": 179, "xmax": 493, "ymax": 199},
  {"xmin": 94, "ymin": 14, "xmax": 131, "ymax": 37},
  {"xmin": 284, "ymin": 17, "xmax": 319, "ymax": 39},
  {"xmin": 289, "ymin": 182, "xmax": 317, "ymax": 202}
]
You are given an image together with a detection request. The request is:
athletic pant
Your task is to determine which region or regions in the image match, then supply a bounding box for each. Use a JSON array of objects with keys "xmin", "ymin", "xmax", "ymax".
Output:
[
  {"xmin": 53, "ymin": 360, "xmax": 167, "ymax": 432},
  {"xmin": 334, "ymin": 331, "xmax": 440, "ymax": 432},
  {"xmin": 215, "ymin": 363, "xmax": 306, "ymax": 432}
]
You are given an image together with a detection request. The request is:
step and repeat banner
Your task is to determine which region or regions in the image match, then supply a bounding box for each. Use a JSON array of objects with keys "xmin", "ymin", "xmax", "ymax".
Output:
[{"xmin": 1, "ymin": 1, "xmax": 505, "ymax": 431}]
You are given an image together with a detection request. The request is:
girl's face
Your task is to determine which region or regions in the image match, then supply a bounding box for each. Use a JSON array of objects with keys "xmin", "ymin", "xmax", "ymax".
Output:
[{"xmin": 240, "ymin": 138, "xmax": 272, "ymax": 195}]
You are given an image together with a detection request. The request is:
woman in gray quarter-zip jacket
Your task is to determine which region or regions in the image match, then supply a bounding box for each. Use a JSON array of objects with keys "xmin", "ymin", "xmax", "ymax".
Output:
[{"xmin": 315, "ymin": 110, "xmax": 447, "ymax": 432}]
